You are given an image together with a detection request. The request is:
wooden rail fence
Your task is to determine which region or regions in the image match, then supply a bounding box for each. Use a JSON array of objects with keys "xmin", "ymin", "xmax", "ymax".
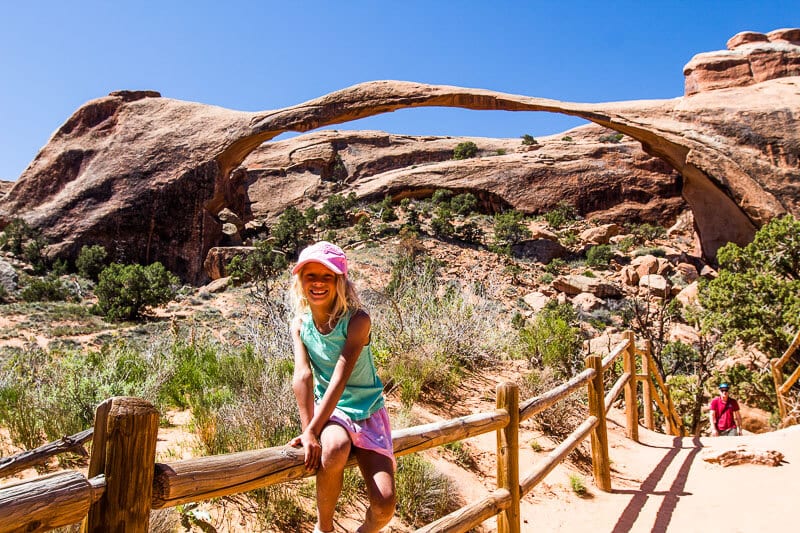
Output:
[
  {"xmin": 0, "ymin": 332, "xmax": 684, "ymax": 533},
  {"xmin": 771, "ymin": 330, "xmax": 800, "ymax": 425}
]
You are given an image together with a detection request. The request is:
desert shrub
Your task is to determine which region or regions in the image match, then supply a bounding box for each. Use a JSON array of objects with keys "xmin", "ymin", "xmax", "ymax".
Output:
[
  {"xmin": 456, "ymin": 221, "xmax": 484, "ymax": 244},
  {"xmin": 544, "ymin": 257, "xmax": 566, "ymax": 275},
  {"xmin": 271, "ymin": 206, "xmax": 312, "ymax": 258},
  {"xmin": 355, "ymin": 216, "xmax": 372, "ymax": 240},
  {"xmin": 585, "ymin": 244, "xmax": 614, "ymax": 269},
  {"xmin": 562, "ymin": 136, "xmax": 573, "ymax": 142},
  {"xmin": 627, "ymin": 222, "xmax": 665, "ymax": 243},
  {"xmin": 320, "ymin": 193, "xmax": 355, "ymax": 230},
  {"xmin": 569, "ymin": 474, "xmax": 588, "ymax": 496},
  {"xmin": 380, "ymin": 195, "xmax": 398, "ymax": 222},
  {"xmin": 19, "ymin": 274, "xmax": 73, "ymax": 302},
  {"xmin": 450, "ymin": 192, "xmax": 478, "ymax": 215},
  {"xmin": 0, "ymin": 344, "xmax": 160, "ymax": 450},
  {"xmin": 452, "ymin": 141, "xmax": 478, "ymax": 160},
  {"xmin": 519, "ymin": 367, "xmax": 586, "ymax": 440},
  {"xmin": 430, "ymin": 207, "xmax": 455, "ymax": 238},
  {"xmin": 599, "ymin": 133, "xmax": 624, "ymax": 143},
  {"xmin": 395, "ymin": 454, "xmax": 460, "ymax": 526},
  {"xmin": 520, "ymin": 302, "xmax": 583, "ymax": 378},
  {"xmin": 493, "ymin": 210, "xmax": 531, "ymax": 247},
  {"xmin": 371, "ymin": 251, "xmax": 511, "ymax": 406},
  {"xmin": 496, "ymin": 148, "xmax": 506, "ymax": 155},
  {"xmin": 543, "ymin": 201, "xmax": 577, "ymax": 229},
  {"xmin": 633, "ymin": 246, "xmax": 666, "ymax": 258},
  {"xmin": 699, "ymin": 214, "xmax": 800, "ymax": 355},
  {"xmin": 615, "ymin": 235, "xmax": 635, "ymax": 253},
  {"xmin": 0, "ymin": 218, "xmax": 38, "ymax": 255},
  {"xmin": 75, "ymin": 244, "xmax": 109, "ymax": 281},
  {"xmin": 94, "ymin": 262, "xmax": 178, "ymax": 321},
  {"xmin": 227, "ymin": 241, "xmax": 288, "ymax": 300},
  {"xmin": 431, "ymin": 189, "xmax": 453, "ymax": 205},
  {"xmin": 521, "ymin": 134, "xmax": 538, "ymax": 146}
]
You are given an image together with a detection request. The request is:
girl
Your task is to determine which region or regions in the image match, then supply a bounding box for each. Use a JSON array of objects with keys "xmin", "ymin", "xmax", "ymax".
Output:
[{"xmin": 288, "ymin": 241, "xmax": 396, "ymax": 533}]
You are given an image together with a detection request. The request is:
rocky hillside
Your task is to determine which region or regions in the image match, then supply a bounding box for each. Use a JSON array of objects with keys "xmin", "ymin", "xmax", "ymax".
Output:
[{"xmin": 0, "ymin": 29, "xmax": 798, "ymax": 283}]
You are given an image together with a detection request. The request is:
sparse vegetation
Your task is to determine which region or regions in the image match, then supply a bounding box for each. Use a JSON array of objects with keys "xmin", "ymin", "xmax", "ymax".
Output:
[
  {"xmin": 395, "ymin": 454, "xmax": 460, "ymax": 526},
  {"xmin": 94, "ymin": 262, "xmax": 179, "ymax": 321},
  {"xmin": 521, "ymin": 134, "xmax": 538, "ymax": 146},
  {"xmin": 453, "ymin": 141, "xmax": 478, "ymax": 160},
  {"xmin": 599, "ymin": 133, "xmax": 624, "ymax": 143}
]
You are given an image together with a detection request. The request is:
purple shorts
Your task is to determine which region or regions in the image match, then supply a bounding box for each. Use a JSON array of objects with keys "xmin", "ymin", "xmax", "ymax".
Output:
[{"xmin": 327, "ymin": 406, "xmax": 396, "ymax": 470}]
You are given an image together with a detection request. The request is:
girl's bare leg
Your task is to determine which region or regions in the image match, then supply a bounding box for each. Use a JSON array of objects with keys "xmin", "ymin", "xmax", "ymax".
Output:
[
  {"xmin": 354, "ymin": 449, "xmax": 396, "ymax": 533},
  {"xmin": 316, "ymin": 423, "xmax": 352, "ymax": 532}
]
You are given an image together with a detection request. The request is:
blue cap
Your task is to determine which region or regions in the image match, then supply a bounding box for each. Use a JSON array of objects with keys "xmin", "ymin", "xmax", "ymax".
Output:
[{"xmin": 718, "ymin": 383, "xmax": 729, "ymax": 390}]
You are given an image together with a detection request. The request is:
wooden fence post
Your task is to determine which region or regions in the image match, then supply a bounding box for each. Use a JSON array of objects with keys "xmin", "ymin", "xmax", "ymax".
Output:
[
  {"xmin": 771, "ymin": 358, "xmax": 787, "ymax": 422},
  {"xmin": 624, "ymin": 332, "xmax": 639, "ymax": 442},
  {"xmin": 586, "ymin": 355, "xmax": 611, "ymax": 491},
  {"xmin": 496, "ymin": 382, "xmax": 520, "ymax": 533},
  {"xmin": 642, "ymin": 376, "xmax": 654, "ymax": 430},
  {"xmin": 82, "ymin": 397, "xmax": 159, "ymax": 533}
]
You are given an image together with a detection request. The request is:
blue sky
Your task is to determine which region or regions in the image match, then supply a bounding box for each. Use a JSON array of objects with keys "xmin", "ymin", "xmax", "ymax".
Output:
[{"xmin": 1, "ymin": 1, "xmax": 797, "ymax": 181}]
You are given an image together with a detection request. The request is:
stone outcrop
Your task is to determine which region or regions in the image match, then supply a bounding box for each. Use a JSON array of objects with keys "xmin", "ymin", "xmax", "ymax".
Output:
[
  {"xmin": 702, "ymin": 445, "xmax": 784, "ymax": 467},
  {"xmin": 0, "ymin": 30, "xmax": 797, "ymax": 283},
  {"xmin": 684, "ymin": 29, "xmax": 800, "ymax": 95}
]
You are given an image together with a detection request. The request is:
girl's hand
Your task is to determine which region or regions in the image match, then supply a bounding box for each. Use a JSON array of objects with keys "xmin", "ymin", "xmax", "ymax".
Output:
[{"xmin": 289, "ymin": 430, "xmax": 322, "ymax": 471}]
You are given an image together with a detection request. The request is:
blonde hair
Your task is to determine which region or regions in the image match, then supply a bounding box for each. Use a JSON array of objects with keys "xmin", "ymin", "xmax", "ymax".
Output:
[{"xmin": 290, "ymin": 267, "xmax": 363, "ymax": 327}]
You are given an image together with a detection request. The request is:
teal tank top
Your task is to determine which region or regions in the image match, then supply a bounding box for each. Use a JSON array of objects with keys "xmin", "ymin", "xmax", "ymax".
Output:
[{"xmin": 299, "ymin": 310, "xmax": 384, "ymax": 421}]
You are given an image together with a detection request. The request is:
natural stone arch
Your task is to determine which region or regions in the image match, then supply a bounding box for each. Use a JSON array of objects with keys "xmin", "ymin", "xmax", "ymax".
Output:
[
  {"xmin": 218, "ymin": 80, "xmax": 789, "ymax": 256},
  {"xmin": 2, "ymin": 79, "xmax": 796, "ymax": 283}
]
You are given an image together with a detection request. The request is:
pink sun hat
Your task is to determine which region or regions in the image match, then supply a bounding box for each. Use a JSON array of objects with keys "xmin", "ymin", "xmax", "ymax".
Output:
[{"xmin": 292, "ymin": 241, "xmax": 348, "ymax": 276}]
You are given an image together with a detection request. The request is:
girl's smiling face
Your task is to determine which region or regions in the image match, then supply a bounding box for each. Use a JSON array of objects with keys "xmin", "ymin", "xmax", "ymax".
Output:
[{"xmin": 300, "ymin": 262, "xmax": 338, "ymax": 309}]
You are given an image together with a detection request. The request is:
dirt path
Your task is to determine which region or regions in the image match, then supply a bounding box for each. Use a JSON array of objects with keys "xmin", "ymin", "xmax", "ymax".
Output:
[{"xmin": 472, "ymin": 411, "xmax": 800, "ymax": 533}]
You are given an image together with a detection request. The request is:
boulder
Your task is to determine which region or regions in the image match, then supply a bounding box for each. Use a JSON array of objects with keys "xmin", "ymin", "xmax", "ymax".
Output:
[
  {"xmin": 511, "ymin": 239, "xmax": 568, "ymax": 263},
  {"xmin": 203, "ymin": 246, "xmax": 255, "ymax": 280},
  {"xmin": 572, "ymin": 292, "xmax": 605, "ymax": 312},
  {"xmin": 702, "ymin": 445, "xmax": 784, "ymax": 467},
  {"xmin": 523, "ymin": 291, "xmax": 551, "ymax": 313},
  {"xmin": 218, "ymin": 208, "xmax": 245, "ymax": 231},
  {"xmin": 0, "ymin": 259, "xmax": 17, "ymax": 293},
  {"xmin": 579, "ymin": 223, "xmax": 622, "ymax": 245},
  {"xmin": 639, "ymin": 274, "xmax": 670, "ymax": 298},
  {"xmin": 675, "ymin": 281, "xmax": 699, "ymax": 307},
  {"xmin": 553, "ymin": 275, "xmax": 622, "ymax": 298}
]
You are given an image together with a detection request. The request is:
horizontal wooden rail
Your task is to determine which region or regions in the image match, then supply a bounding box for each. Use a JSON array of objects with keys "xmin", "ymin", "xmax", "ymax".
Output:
[
  {"xmin": 415, "ymin": 488, "xmax": 511, "ymax": 533},
  {"xmin": 520, "ymin": 416, "xmax": 598, "ymax": 495},
  {"xmin": 602, "ymin": 338, "xmax": 629, "ymax": 371},
  {"xmin": 153, "ymin": 409, "xmax": 510, "ymax": 509},
  {"xmin": 0, "ymin": 471, "xmax": 95, "ymax": 533},
  {"xmin": 779, "ymin": 364, "xmax": 800, "ymax": 395},
  {"xmin": 605, "ymin": 372, "xmax": 631, "ymax": 413},
  {"xmin": 0, "ymin": 428, "xmax": 93, "ymax": 479},
  {"xmin": 519, "ymin": 368, "xmax": 594, "ymax": 422}
]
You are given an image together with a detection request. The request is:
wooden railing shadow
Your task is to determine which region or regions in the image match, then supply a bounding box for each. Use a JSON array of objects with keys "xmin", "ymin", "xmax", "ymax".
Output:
[{"xmin": 0, "ymin": 331, "xmax": 685, "ymax": 533}]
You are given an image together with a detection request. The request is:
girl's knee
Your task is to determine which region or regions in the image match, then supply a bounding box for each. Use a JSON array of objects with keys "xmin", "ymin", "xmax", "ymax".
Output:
[
  {"xmin": 370, "ymin": 488, "xmax": 396, "ymax": 519},
  {"xmin": 320, "ymin": 435, "xmax": 351, "ymax": 468}
]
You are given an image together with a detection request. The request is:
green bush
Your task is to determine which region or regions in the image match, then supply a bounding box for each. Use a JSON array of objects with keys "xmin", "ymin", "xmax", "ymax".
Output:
[
  {"xmin": 431, "ymin": 189, "xmax": 453, "ymax": 205},
  {"xmin": 493, "ymin": 210, "xmax": 531, "ymax": 247},
  {"xmin": 585, "ymin": 244, "xmax": 614, "ymax": 268},
  {"xmin": 450, "ymin": 193, "xmax": 478, "ymax": 215},
  {"xmin": 699, "ymin": 214, "xmax": 800, "ymax": 354},
  {"xmin": 95, "ymin": 262, "xmax": 178, "ymax": 321},
  {"xmin": 562, "ymin": 136, "xmax": 573, "ymax": 142},
  {"xmin": 430, "ymin": 207, "xmax": 455, "ymax": 238},
  {"xmin": 395, "ymin": 454, "xmax": 459, "ymax": 526},
  {"xmin": 627, "ymin": 222, "xmax": 665, "ymax": 243},
  {"xmin": 20, "ymin": 274, "xmax": 73, "ymax": 302},
  {"xmin": 320, "ymin": 193, "xmax": 354, "ymax": 230},
  {"xmin": 543, "ymin": 202, "xmax": 577, "ymax": 229},
  {"xmin": 0, "ymin": 218, "xmax": 37, "ymax": 255},
  {"xmin": 373, "ymin": 251, "xmax": 511, "ymax": 407},
  {"xmin": 76, "ymin": 245, "xmax": 109, "ymax": 281},
  {"xmin": 520, "ymin": 302, "xmax": 583, "ymax": 378},
  {"xmin": 380, "ymin": 195, "xmax": 398, "ymax": 222},
  {"xmin": 600, "ymin": 133, "xmax": 624, "ymax": 143},
  {"xmin": 456, "ymin": 221, "xmax": 484, "ymax": 244},
  {"xmin": 453, "ymin": 141, "xmax": 478, "ymax": 160},
  {"xmin": 521, "ymin": 134, "xmax": 538, "ymax": 146},
  {"xmin": 271, "ymin": 206, "xmax": 312, "ymax": 258}
]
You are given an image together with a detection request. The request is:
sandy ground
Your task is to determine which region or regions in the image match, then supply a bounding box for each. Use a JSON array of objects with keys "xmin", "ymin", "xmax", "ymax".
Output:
[{"xmin": 463, "ymin": 409, "xmax": 800, "ymax": 533}]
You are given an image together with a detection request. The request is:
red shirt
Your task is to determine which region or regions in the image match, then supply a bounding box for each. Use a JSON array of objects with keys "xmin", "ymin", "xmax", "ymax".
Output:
[{"xmin": 710, "ymin": 396, "xmax": 739, "ymax": 431}]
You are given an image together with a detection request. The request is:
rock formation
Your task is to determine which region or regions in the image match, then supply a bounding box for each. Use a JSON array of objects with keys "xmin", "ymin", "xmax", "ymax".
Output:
[{"xmin": 0, "ymin": 30, "xmax": 797, "ymax": 283}]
